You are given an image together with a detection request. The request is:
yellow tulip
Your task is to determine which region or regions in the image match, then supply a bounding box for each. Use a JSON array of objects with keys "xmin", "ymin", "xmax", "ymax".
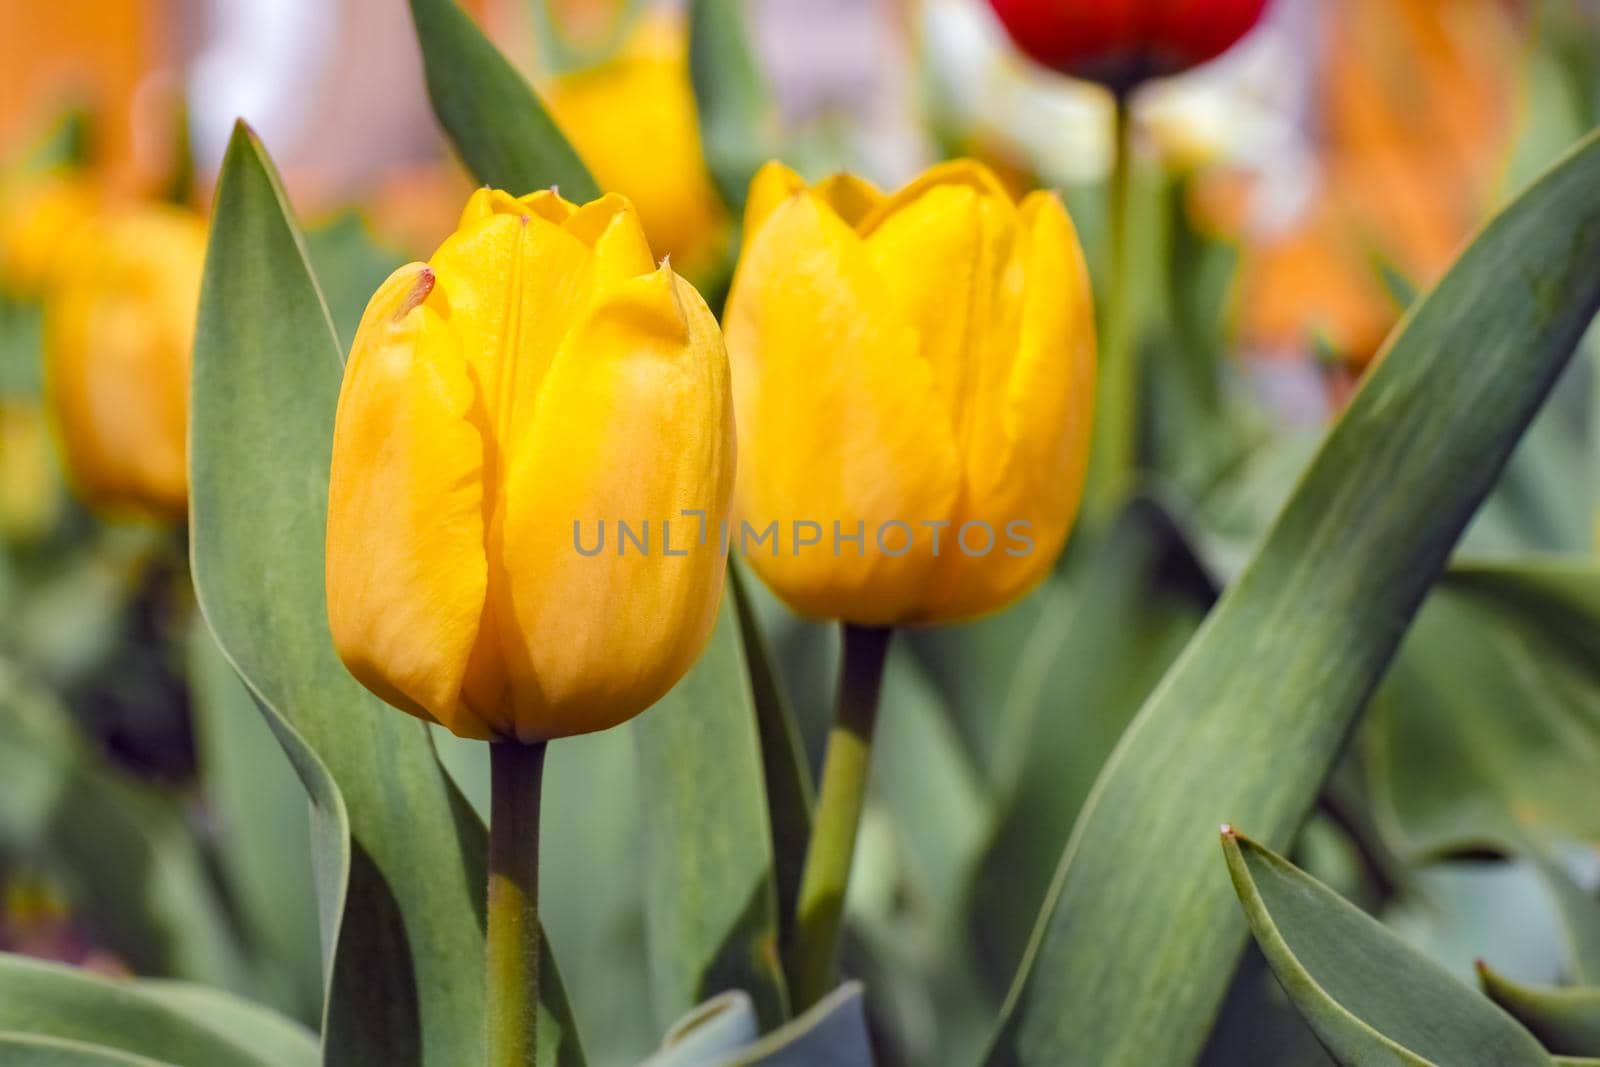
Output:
[
  {"xmin": 326, "ymin": 188, "xmax": 735, "ymax": 742},
  {"xmin": 724, "ymin": 160, "xmax": 1095, "ymax": 626},
  {"xmin": 0, "ymin": 172, "xmax": 98, "ymax": 296},
  {"xmin": 545, "ymin": 14, "xmax": 729, "ymax": 280},
  {"xmin": 43, "ymin": 204, "xmax": 205, "ymax": 518}
]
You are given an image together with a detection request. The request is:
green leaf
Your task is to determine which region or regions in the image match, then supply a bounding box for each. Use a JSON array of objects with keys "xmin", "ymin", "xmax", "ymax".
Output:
[
  {"xmin": 135, "ymin": 982, "xmax": 323, "ymax": 1065},
  {"xmin": 723, "ymin": 982, "xmax": 871, "ymax": 1067},
  {"xmin": 188, "ymin": 625, "xmax": 321, "ymax": 1022},
  {"xmin": 640, "ymin": 992, "xmax": 758, "ymax": 1067},
  {"xmin": 1480, "ymin": 963, "xmax": 1600, "ymax": 1057},
  {"xmin": 0, "ymin": 1034, "xmax": 169, "ymax": 1066},
  {"xmin": 640, "ymin": 984, "xmax": 873, "ymax": 1067},
  {"xmin": 633, "ymin": 593, "xmax": 789, "ymax": 1030},
  {"xmin": 1221, "ymin": 830, "xmax": 1552, "ymax": 1066},
  {"xmin": 687, "ymin": 0, "xmax": 781, "ymax": 212},
  {"xmin": 984, "ymin": 129, "xmax": 1600, "ymax": 1066},
  {"xmin": 0, "ymin": 666, "xmax": 247, "ymax": 993},
  {"xmin": 408, "ymin": 0, "xmax": 599, "ymax": 198},
  {"xmin": 189, "ymin": 122, "xmax": 583, "ymax": 1067},
  {"xmin": 0, "ymin": 953, "xmax": 314, "ymax": 1067},
  {"xmin": 728, "ymin": 560, "xmax": 812, "ymax": 953}
]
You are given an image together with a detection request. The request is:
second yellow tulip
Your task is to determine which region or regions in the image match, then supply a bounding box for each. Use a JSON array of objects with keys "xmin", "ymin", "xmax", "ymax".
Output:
[{"xmin": 724, "ymin": 159, "xmax": 1097, "ymax": 626}]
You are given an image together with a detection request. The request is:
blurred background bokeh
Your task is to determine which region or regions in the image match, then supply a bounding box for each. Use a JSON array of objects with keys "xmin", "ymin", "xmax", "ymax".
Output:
[{"xmin": 2, "ymin": 1, "xmax": 1597, "ymax": 1064}]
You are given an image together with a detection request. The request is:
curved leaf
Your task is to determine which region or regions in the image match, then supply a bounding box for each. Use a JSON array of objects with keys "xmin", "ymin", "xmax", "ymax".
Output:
[
  {"xmin": 188, "ymin": 626, "xmax": 320, "ymax": 1022},
  {"xmin": 728, "ymin": 560, "xmax": 812, "ymax": 954},
  {"xmin": 639, "ymin": 983, "xmax": 873, "ymax": 1067},
  {"xmin": 189, "ymin": 122, "xmax": 583, "ymax": 1066},
  {"xmin": 1480, "ymin": 964, "xmax": 1600, "ymax": 1058},
  {"xmin": 408, "ymin": 0, "xmax": 599, "ymax": 198},
  {"xmin": 1222, "ymin": 831, "xmax": 1551, "ymax": 1066},
  {"xmin": 641, "ymin": 992, "xmax": 760, "ymax": 1067},
  {"xmin": 135, "ymin": 981, "xmax": 322, "ymax": 1066},
  {"xmin": 985, "ymin": 129, "xmax": 1600, "ymax": 1066},
  {"xmin": 0, "ymin": 1034, "xmax": 169, "ymax": 1066},
  {"xmin": 724, "ymin": 982, "xmax": 872, "ymax": 1067},
  {"xmin": 0, "ymin": 953, "xmax": 312, "ymax": 1067},
  {"xmin": 634, "ymin": 594, "xmax": 789, "ymax": 1029}
]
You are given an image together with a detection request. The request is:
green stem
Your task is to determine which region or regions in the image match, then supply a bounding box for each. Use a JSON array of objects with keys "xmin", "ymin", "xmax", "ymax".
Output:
[
  {"xmin": 1088, "ymin": 92, "xmax": 1140, "ymax": 523},
  {"xmin": 788, "ymin": 624, "xmax": 893, "ymax": 1011},
  {"xmin": 488, "ymin": 740, "xmax": 547, "ymax": 1067}
]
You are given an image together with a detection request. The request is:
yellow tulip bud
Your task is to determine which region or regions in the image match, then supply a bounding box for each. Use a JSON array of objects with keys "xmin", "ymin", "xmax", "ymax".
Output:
[
  {"xmin": 43, "ymin": 204, "xmax": 206, "ymax": 518},
  {"xmin": 326, "ymin": 188, "xmax": 735, "ymax": 743},
  {"xmin": 724, "ymin": 160, "xmax": 1096, "ymax": 626},
  {"xmin": 545, "ymin": 14, "xmax": 729, "ymax": 280}
]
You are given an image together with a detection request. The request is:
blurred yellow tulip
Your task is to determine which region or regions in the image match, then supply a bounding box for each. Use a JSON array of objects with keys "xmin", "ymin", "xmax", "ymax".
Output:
[
  {"xmin": 724, "ymin": 160, "xmax": 1096, "ymax": 626},
  {"xmin": 326, "ymin": 188, "xmax": 735, "ymax": 742},
  {"xmin": 43, "ymin": 204, "xmax": 205, "ymax": 518},
  {"xmin": 0, "ymin": 173, "xmax": 99, "ymax": 296},
  {"xmin": 545, "ymin": 14, "xmax": 729, "ymax": 279}
]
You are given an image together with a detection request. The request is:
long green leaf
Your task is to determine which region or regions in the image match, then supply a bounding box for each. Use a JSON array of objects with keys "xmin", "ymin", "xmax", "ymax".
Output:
[
  {"xmin": 188, "ymin": 625, "xmax": 320, "ymax": 1022},
  {"xmin": 0, "ymin": 954, "xmax": 314, "ymax": 1067},
  {"xmin": 408, "ymin": 0, "xmax": 599, "ymax": 198},
  {"xmin": 0, "ymin": 1034, "xmax": 169, "ymax": 1066},
  {"xmin": 634, "ymin": 594, "xmax": 789, "ymax": 1029},
  {"xmin": 1222, "ymin": 831, "xmax": 1552, "ymax": 1066},
  {"xmin": 985, "ymin": 129, "xmax": 1600, "ymax": 1066},
  {"xmin": 189, "ymin": 121, "xmax": 583, "ymax": 1066}
]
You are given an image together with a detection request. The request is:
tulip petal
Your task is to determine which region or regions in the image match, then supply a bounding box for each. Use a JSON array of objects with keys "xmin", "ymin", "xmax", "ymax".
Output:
[
  {"xmin": 725, "ymin": 189, "xmax": 961, "ymax": 624},
  {"xmin": 744, "ymin": 164, "xmax": 886, "ymax": 242},
  {"xmin": 326, "ymin": 263, "xmax": 493, "ymax": 738},
  {"xmin": 813, "ymin": 172, "xmax": 885, "ymax": 229},
  {"xmin": 563, "ymin": 193, "xmax": 657, "ymax": 287},
  {"xmin": 861, "ymin": 161, "xmax": 1023, "ymax": 490},
  {"xmin": 743, "ymin": 160, "xmax": 809, "ymax": 238},
  {"xmin": 429, "ymin": 204, "xmax": 595, "ymax": 458},
  {"xmin": 481, "ymin": 268, "xmax": 735, "ymax": 741},
  {"xmin": 917, "ymin": 190, "xmax": 1096, "ymax": 622}
]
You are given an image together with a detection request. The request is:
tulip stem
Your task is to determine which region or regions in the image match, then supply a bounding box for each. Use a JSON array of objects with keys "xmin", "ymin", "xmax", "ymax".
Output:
[
  {"xmin": 788, "ymin": 624, "xmax": 893, "ymax": 1011},
  {"xmin": 1090, "ymin": 92, "xmax": 1140, "ymax": 521},
  {"xmin": 488, "ymin": 739, "xmax": 546, "ymax": 1067}
]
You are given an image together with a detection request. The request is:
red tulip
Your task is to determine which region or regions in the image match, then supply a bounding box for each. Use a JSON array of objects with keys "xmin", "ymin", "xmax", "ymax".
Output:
[{"xmin": 988, "ymin": 0, "xmax": 1270, "ymax": 91}]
